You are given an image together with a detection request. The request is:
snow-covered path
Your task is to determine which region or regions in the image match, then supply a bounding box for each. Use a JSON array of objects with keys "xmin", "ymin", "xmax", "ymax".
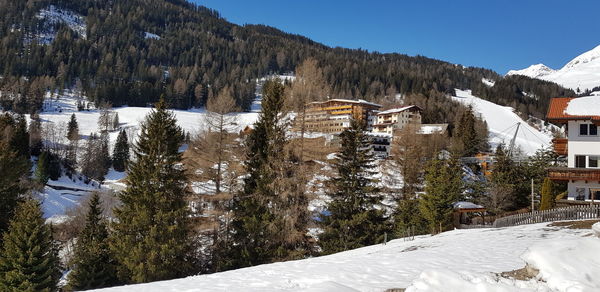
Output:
[
  {"xmin": 94, "ymin": 223, "xmax": 592, "ymax": 292},
  {"xmin": 452, "ymin": 89, "xmax": 552, "ymax": 155}
]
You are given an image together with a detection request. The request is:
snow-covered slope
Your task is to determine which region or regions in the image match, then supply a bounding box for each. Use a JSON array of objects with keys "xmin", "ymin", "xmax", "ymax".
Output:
[
  {"xmin": 506, "ymin": 64, "xmax": 556, "ymax": 79},
  {"xmin": 35, "ymin": 5, "xmax": 87, "ymax": 43},
  {"xmin": 507, "ymin": 45, "xmax": 600, "ymax": 91},
  {"xmin": 93, "ymin": 223, "xmax": 596, "ymax": 292},
  {"xmin": 452, "ymin": 89, "xmax": 552, "ymax": 155}
]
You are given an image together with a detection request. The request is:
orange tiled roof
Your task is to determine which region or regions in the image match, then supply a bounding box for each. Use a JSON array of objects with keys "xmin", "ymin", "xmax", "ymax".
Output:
[{"xmin": 546, "ymin": 97, "xmax": 600, "ymax": 123}]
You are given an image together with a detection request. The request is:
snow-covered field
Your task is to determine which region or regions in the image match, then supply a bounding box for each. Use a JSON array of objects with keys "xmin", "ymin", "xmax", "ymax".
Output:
[
  {"xmin": 452, "ymin": 89, "xmax": 552, "ymax": 155},
  {"xmin": 32, "ymin": 91, "xmax": 260, "ymax": 220},
  {"xmin": 93, "ymin": 222, "xmax": 599, "ymax": 292},
  {"xmin": 507, "ymin": 44, "xmax": 600, "ymax": 92}
]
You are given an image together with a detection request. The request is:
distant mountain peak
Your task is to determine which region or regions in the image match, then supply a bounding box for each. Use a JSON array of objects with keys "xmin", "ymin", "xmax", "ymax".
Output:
[
  {"xmin": 506, "ymin": 44, "xmax": 600, "ymax": 91},
  {"xmin": 506, "ymin": 63, "xmax": 556, "ymax": 79}
]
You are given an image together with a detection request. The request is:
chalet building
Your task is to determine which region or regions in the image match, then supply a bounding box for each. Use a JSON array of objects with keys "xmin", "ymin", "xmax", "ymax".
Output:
[
  {"xmin": 547, "ymin": 96, "xmax": 600, "ymax": 202},
  {"xmin": 302, "ymin": 99, "xmax": 382, "ymax": 134},
  {"xmin": 372, "ymin": 105, "xmax": 422, "ymax": 135}
]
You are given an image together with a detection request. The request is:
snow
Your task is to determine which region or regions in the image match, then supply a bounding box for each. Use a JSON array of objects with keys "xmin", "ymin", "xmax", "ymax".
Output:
[
  {"xmin": 32, "ymin": 91, "xmax": 259, "ymax": 151},
  {"xmin": 452, "ymin": 89, "xmax": 552, "ymax": 155},
  {"xmin": 523, "ymin": 238, "xmax": 600, "ymax": 292},
  {"xmin": 377, "ymin": 105, "xmax": 418, "ymax": 115},
  {"xmin": 35, "ymin": 5, "xmax": 87, "ymax": 43},
  {"xmin": 418, "ymin": 125, "xmax": 445, "ymax": 135},
  {"xmin": 507, "ymin": 45, "xmax": 600, "ymax": 91},
  {"xmin": 144, "ymin": 32, "xmax": 160, "ymax": 40},
  {"xmin": 453, "ymin": 201, "xmax": 483, "ymax": 209},
  {"xmin": 482, "ymin": 78, "xmax": 496, "ymax": 87},
  {"xmin": 564, "ymin": 95, "xmax": 600, "ymax": 116},
  {"xmin": 92, "ymin": 222, "xmax": 593, "ymax": 292},
  {"xmin": 593, "ymin": 222, "xmax": 600, "ymax": 238}
]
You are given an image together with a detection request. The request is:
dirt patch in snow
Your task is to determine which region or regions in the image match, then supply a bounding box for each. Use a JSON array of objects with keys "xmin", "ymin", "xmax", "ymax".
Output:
[
  {"xmin": 500, "ymin": 264, "xmax": 539, "ymax": 281},
  {"xmin": 548, "ymin": 219, "xmax": 600, "ymax": 229}
]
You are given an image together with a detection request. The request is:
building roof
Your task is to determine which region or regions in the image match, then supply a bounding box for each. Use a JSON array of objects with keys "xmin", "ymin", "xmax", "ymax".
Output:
[
  {"xmin": 547, "ymin": 97, "xmax": 600, "ymax": 123},
  {"xmin": 377, "ymin": 105, "xmax": 421, "ymax": 116},
  {"xmin": 309, "ymin": 98, "xmax": 382, "ymax": 108},
  {"xmin": 453, "ymin": 201, "xmax": 485, "ymax": 210},
  {"xmin": 418, "ymin": 124, "xmax": 448, "ymax": 134}
]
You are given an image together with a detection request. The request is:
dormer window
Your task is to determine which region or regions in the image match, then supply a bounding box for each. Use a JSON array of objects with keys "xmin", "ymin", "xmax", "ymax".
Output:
[{"xmin": 579, "ymin": 123, "xmax": 598, "ymax": 136}]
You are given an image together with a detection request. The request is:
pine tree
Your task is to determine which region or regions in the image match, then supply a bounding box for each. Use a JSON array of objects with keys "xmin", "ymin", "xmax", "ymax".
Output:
[
  {"xmin": 9, "ymin": 114, "xmax": 30, "ymax": 159},
  {"xmin": 34, "ymin": 151, "xmax": 50, "ymax": 185},
  {"xmin": 419, "ymin": 156, "xmax": 463, "ymax": 234},
  {"xmin": 0, "ymin": 140, "xmax": 29, "ymax": 235},
  {"xmin": 319, "ymin": 119, "xmax": 387, "ymax": 254},
  {"xmin": 100, "ymin": 132, "xmax": 111, "ymax": 173},
  {"xmin": 67, "ymin": 193, "xmax": 118, "ymax": 290},
  {"xmin": 112, "ymin": 129, "xmax": 129, "ymax": 172},
  {"xmin": 224, "ymin": 79, "xmax": 309, "ymax": 269},
  {"xmin": 454, "ymin": 106, "xmax": 479, "ymax": 157},
  {"xmin": 0, "ymin": 200, "xmax": 61, "ymax": 291},
  {"xmin": 539, "ymin": 177, "xmax": 555, "ymax": 211},
  {"xmin": 67, "ymin": 113, "xmax": 79, "ymax": 141},
  {"xmin": 110, "ymin": 99, "xmax": 196, "ymax": 283}
]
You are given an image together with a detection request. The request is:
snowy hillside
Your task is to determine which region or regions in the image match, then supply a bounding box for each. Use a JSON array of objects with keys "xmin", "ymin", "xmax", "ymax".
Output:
[
  {"xmin": 35, "ymin": 5, "xmax": 87, "ymax": 43},
  {"xmin": 452, "ymin": 89, "xmax": 552, "ymax": 155},
  {"xmin": 93, "ymin": 222, "xmax": 598, "ymax": 292},
  {"xmin": 507, "ymin": 44, "xmax": 600, "ymax": 91},
  {"xmin": 31, "ymin": 91, "xmax": 260, "ymax": 220}
]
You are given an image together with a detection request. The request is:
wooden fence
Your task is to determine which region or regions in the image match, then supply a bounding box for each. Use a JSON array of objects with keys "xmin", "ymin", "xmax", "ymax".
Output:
[{"xmin": 493, "ymin": 205, "xmax": 600, "ymax": 228}]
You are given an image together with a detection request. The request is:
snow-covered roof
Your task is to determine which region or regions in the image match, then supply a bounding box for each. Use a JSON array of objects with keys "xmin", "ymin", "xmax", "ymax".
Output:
[
  {"xmin": 453, "ymin": 201, "xmax": 484, "ymax": 210},
  {"xmin": 565, "ymin": 95, "xmax": 600, "ymax": 116},
  {"xmin": 418, "ymin": 124, "xmax": 448, "ymax": 135},
  {"xmin": 547, "ymin": 96, "xmax": 600, "ymax": 122},
  {"xmin": 377, "ymin": 105, "xmax": 420, "ymax": 115},
  {"xmin": 367, "ymin": 132, "xmax": 392, "ymax": 138},
  {"xmin": 310, "ymin": 99, "xmax": 382, "ymax": 108}
]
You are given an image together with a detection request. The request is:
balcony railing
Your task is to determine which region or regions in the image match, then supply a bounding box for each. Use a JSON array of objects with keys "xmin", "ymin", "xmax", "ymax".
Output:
[
  {"xmin": 548, "ymin": 167, "xmax": 600, "ymax": 181},
  {"xmin": 552, "ymin": 138, "xmax": 568, "ymax": 156}
]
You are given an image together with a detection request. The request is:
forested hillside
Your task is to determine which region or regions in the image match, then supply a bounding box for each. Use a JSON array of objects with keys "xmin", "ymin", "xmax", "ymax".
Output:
[{"xmin": 0, "ymin": 0, "xmax": 574, "ymax": 122}]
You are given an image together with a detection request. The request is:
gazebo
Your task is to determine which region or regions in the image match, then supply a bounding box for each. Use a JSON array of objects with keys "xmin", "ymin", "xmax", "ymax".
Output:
[{"xmin": 453, "ymin": 201, "xmax": 486, "ymax": 228}]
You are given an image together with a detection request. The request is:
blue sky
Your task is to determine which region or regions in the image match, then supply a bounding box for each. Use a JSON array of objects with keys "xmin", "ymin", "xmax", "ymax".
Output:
[{"xmin": 193, "ymin": 0, "xmax": 600, "ymax": 74}]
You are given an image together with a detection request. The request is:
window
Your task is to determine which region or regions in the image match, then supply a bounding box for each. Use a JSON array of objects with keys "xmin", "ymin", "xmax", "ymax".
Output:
[
  {"xmin": 589, "ymin": 156, "xmax": 599, "ymax": 168},
  {"xmin": 579, "ymin": 123, "xmax": 598, "ymax": 136},
  {"xmin": 580, "ymin": 124, "xmax": 588, "ymax": 135},
  {"xmin": 590, "ymin": 124, "xmax": 598, "ymax": 136},
  {"xmin": 575, "ymin": 155, "xmax": 586, "ymax": 168}
]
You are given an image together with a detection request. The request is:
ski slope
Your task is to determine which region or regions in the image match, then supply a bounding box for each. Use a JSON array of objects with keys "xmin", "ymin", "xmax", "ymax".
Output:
[
  {"xmin": 452, "ymin": 89, "xmax": 552, "ymax": 155},
  {"xmin": 93, "ymin": 223, "xmax": 598, "ymax": 292}
]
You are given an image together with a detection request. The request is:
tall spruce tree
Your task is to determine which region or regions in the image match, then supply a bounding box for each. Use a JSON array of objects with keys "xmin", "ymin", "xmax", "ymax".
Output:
[
  {"xmin": 67, "ymin": 193, "xmax": 117, "ymax": 290},
  {"xmin": 319, "ymin": 119, "xmax": 387, "ymax": 254},
  {"xmin": 454, "ymin": 106, "xmax": 479, "ymax": 157},
  {"xmin": 112, "ymin": 129, "xmax": 130, "ymax": 172},
  {"xmin": 0, "ymin": 140, "xmax": 29, "ymax": 235},
  {"xmin": 110, "ymin": 99, "xmax": 196, "ymax": 283},
  {"xmin": 539, "ymin": 177, "xmax": 555, "ymax": 211},
  {"xmin": 0, "ymin": 199, "xmax": 61, "ymax": 291},
  {"xmin": 34, "ymin": 151, "xmax": 50, "ymax": 185},
  {"xmin": 224, "ymin": 79, "xmax": 309, "ymax": 269},
  {"xmin": 67, "ymin": 113, "xmax": 79, "ymax": 141},
  {"xmin": 419, "ymin": 156, "xmax": 463, "ymax": 234}
]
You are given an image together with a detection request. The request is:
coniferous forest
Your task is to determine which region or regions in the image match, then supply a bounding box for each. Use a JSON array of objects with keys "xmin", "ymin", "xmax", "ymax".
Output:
[{"xmin": 0, "ymin": 0, "xmax": 574, "ymax": 121}]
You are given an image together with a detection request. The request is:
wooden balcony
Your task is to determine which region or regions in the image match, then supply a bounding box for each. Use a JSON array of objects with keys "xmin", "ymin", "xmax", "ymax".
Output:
[
  {"xmin": 552, "ymin": 138, "xmax": 568, "ymax": 156},
  {"xmin": 548, "ymin": 167, "xmax": 600, "ymax": 182}
]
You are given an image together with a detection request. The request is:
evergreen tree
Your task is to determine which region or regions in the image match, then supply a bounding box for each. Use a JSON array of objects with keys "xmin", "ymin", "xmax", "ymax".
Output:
[
  {"xmin": 67, "ymin": 113, "xmax": 79, "ymax": 141},
  {"xmin": 0, "ymin": 200, "xmax": 61, "ymax": 291},
  {"xmin": 0, "ymin": 140, "xmax": 29, "ymax": 235},
  {"xmin": 34, "ymin": 151, "xmax": 50, "ymax": 185},
  {"xmin": 419, "ymin": 156, "xmax": 463, "ymax": 234},
  {"xmin": 454, "ymin": 106, "xmax": 479, "ymax": 157},
  {"xmin": 100, "ymin": 132, "xmax": 111, "ymax": 172},
  {"xmin": 224, "ymin": 79, "xmax": 309, "ymax": 269},
  {"xmin": 539, "ymin": 177, "xmax": 555, "ymax": 211},
  {"xmin": 11, "ymin": 114, "xmax": 30, "ymax": 159},
  {"xmin": 67, "ymin": 193, "xmax": 118, "ymax": 290},
  {"xmin": 489, "ymin": 145, "xmax": 529, "ymax": 212},
  {"xmin": 319, "ymin": 119, "xmax": 387, "ymax": 254},
  {"xmin": 112, "ymin": 129, "xmax": 130, "ymax": 172},
  {"xmin": 110, "ymin": 99, "xmax": 196, "ymax": 284}
]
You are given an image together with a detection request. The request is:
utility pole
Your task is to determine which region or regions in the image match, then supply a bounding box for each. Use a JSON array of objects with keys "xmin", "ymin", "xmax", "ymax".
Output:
[{"xmin": 531, "ymin": 178, "xmax": 535, "ymax": 221}]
